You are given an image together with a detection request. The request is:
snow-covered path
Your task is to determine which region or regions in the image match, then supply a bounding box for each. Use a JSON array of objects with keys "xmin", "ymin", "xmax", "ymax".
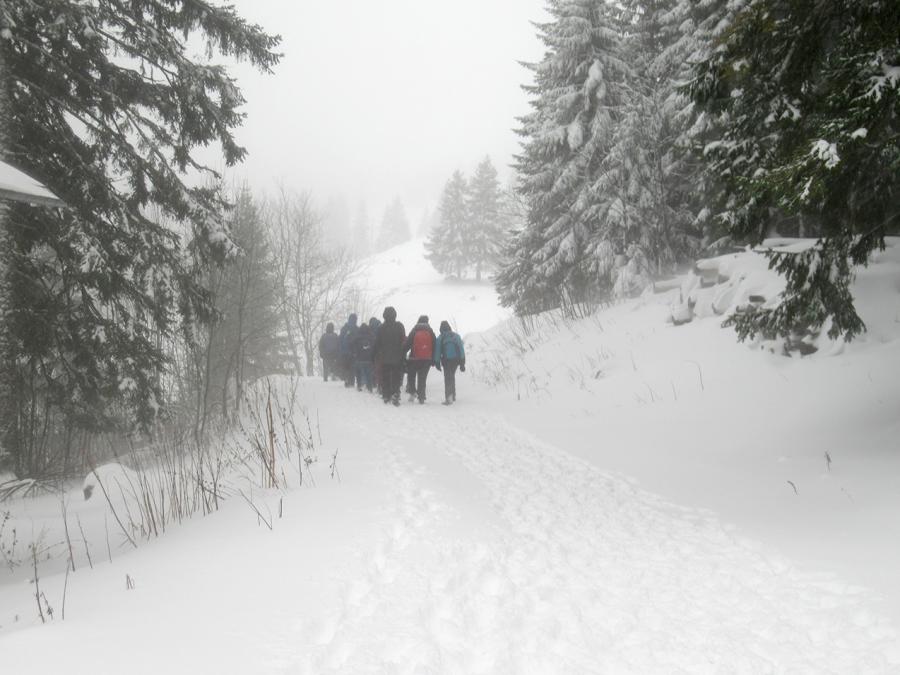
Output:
[{"xmin": 272, "ymin": 381, "xmax": 899, "ymax": 674}]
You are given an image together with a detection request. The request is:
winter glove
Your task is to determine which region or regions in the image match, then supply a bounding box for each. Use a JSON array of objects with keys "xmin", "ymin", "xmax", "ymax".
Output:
[{"xmin": 460, "ymin": 363, "xmax": 466, "ymax": 373}]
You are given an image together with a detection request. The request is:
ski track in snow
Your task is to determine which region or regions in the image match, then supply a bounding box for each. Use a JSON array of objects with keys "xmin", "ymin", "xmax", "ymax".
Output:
[{"xmin": 273, "ymin": 384, "xmax": 899, "ymax": 674}]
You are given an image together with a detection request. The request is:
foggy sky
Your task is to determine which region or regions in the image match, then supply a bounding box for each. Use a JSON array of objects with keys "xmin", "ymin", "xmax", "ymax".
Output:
[{"xmin": 221, "ymin": 0, "xmax": 547, "ymax": 229}]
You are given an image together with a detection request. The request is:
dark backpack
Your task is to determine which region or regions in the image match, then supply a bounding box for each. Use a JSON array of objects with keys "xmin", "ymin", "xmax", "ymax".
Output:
[
  {"xmin": 411, "ymin": 327, "xmax": 434, "ymax": 360},
  {"xmin": 356, "ymin": 332, "xmax": 374, "ymax": 361}
]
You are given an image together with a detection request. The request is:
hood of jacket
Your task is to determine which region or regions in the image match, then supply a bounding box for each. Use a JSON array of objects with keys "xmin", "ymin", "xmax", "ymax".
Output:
[
  {"xmin": 439, "ymin": 320, "xmax": 452, "ymax": 333},
  {"xmin": 382, "ymin": 306, "xmax": 397, "ymax": 323}
]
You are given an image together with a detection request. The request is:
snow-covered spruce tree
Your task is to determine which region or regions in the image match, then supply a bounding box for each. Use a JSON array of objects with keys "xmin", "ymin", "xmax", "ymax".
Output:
[
  {"xmin": 377, "ymin": 197, "xmax": 411, "ymax": 251},
  {"xmin": 601, "ymin": 0, "xmax": 703, "ymax": 295},
  {"xmin": 189, "ymin": 188, "xmax": 290, "ymax": 437},
  {"xmin": 671, "ymin": 0, "xmax": 735, "ymax": 248},
  {"xmin": 467, "ymin": 156, "xmax": 507, "ymax": 281},
  {"xmin": 690, "ymin": 0, "xmax": 900, "ymax": 341},
  {"xmin": 496, "ymin": 221, "xmax": 560, "ymax": 315},
  {"xmin": 425, "ymin": 170, "xmax": 469, "ymax": 278},
  {"xmin": 504, "ymin": 0, "xmax": 629, "ymax": 317},
  {"xmin": 0, "ymin": 2, "xmax": 279, "ymax": 477}
]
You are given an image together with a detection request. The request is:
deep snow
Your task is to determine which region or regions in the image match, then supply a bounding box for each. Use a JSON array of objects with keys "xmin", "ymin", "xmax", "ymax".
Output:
[{"xmin": 1, "ymin": 238, "xmax": 899, "ymax": 673}]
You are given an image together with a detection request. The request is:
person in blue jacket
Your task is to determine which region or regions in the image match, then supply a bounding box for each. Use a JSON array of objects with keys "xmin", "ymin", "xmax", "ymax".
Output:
[{"xmin": 434, "ymin": 320, "xmax": 465, "ymax": 405}]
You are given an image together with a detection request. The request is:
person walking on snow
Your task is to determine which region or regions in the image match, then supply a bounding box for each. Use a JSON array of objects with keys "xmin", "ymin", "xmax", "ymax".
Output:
[
  {"xmin": 434, "ymin": 320, "xmax": 465, "ymax": 405},
  {"xmin": 352, "ymin": 322, "xmax": 375, "ymax": 393},
  {"xmin": 338, "ymin": 313, "xmax": 359, "ymax": 388},
  {"xmin": 318, "ymin": 322, "xmax": 340, "ymax": 382},
  {"xmin": 405, "ymin": 315, "xmax": 436, "ymax": 404},
  {"xmin": 374, "ymin": 306, "xmax": 406, "ymax": 406},
  {"xmin": 369, "ymin": 317, "xmax": 383, "ymax": 395}
]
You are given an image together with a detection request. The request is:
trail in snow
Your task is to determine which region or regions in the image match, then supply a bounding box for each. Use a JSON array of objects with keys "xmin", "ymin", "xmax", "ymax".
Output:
[{"xmin": 274, "ymin": 382, "xmax": 900, "ymax": 674}]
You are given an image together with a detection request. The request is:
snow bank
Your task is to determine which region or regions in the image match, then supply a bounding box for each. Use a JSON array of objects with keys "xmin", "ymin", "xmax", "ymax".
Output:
[{"xmin": 467, "ymin": 237, "xmax": 900, "ymax": 621}]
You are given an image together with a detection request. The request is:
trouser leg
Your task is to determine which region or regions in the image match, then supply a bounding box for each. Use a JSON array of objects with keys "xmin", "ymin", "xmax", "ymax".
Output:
[
  {"xmin": 416, "ymin": 364, "xmax": 429, "ymax": 401},
  {"xmin": 406, "ymin": 363, "xmax": 416, "ymax": 394},
  {"xmin": 444, "ymin": 360, "xmax": 458, "ymax": 401},
  {"xmin": 383, "ymin": 364, "xmax": 401, "ymax": 401},
  {"xmin": 392, "ymin": 365, "xmax": 403, "ymax": 400}
]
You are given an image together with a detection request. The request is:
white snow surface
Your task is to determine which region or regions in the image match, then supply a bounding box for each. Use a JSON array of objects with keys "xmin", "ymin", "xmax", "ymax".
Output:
[
  {"xmin": 0, "ymin": 159, "xmax": 62, "ymax": 205},
  {"xmin": 353, "ymin": 238, "xmax": 511, "ymax": 333},
  {"xmin": 2, "ymin": 238, "xmax": 900, "ymax": 673}
]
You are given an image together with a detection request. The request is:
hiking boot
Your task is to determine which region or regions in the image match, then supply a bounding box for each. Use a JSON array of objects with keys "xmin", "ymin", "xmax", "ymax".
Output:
[
  {"xmin": 418, "ymin": 397, "xmax": 425, "ymax": 405},
  {"xmin": 442, "ymin": 399, "xmax": 452, "ymax": 406}
]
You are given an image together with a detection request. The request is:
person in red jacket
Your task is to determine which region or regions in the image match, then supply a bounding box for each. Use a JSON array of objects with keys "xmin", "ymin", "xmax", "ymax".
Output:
[{"xmin": 404, "ymin": 315, "xmax": 436, "ymax": 404}]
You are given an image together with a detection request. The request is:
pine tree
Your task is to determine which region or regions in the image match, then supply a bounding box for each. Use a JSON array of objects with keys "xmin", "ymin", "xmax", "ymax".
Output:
[
  {"xmin": 192, "ymin": 188, "xmax": 289, "ymax": 433},
  {"xmin": 377, "ymin": 197, "xmax": 411, "ymax": 251},
  {"xmin": 0, "ymin": 1, "xmax": 279, "ymax": 477},
  {"xmin": 594, "ymin": 0, "xmax": 704, "ymax": 296},
  {"xmin": 467, "ymin": 157, "xmax": 507, "ymax": 281},
  {"xmin": 690, "ymin": 0, "xmax": 900, "ymax": 341},
  {"xmin": 425, "ymin": 170, "xmax": 469, "ymax": 278},
  {"xmin": 503, "ymin": 0, "xmax": 629, "ymax": 315}
]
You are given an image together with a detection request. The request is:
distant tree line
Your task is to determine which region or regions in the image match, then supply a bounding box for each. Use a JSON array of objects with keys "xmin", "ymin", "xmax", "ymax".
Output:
[
  {"xmin": 425, "ymin": 157, "xmax": 515, "ymax": 281},
  {"xmin": 497, "ymin": 0, "xmax": 899, "ymax": 338}
]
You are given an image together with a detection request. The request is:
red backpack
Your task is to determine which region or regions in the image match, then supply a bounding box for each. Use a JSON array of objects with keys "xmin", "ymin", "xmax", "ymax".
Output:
[{"xmin": 411, "ymin": 328, "xmax": 434, "ymax": 360}]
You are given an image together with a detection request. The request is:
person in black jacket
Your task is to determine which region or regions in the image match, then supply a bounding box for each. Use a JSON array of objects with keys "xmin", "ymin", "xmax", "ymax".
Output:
[
  {"xmin": 373, "ymin": 306, "xmax": 406, "ymax": 406},
  {"xmin": 369, "ymin": 317, "xmax": 383, "ymax": 395},
  {"xmin": 352, "ymin": 323, "xmax": 375, "ymax": 392},
  {"xmin": 405, "ymin": 315, "xmax": 436, "ymax": 404},
  {"xmin": 318, "ymin": 322, "xmax": 340, "ymax": 382},
  {"xmin": 338, "ymin": 313, "xmax": 359, "ymax": 388}
]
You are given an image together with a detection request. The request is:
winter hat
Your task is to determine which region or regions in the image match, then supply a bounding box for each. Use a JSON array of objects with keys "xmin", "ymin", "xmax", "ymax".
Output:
[
  {"xmin": 383, "ymin": 306, "xmax": 397, "ymax": 321},
  {"xmin": 369, "ymin": 317, "xmax": 381, "ymax": 329},
  {"xmin": 439, "ymin": 320, "xmax": 451, "ymax": 333},
  {"xmin": 417, "ymin": 315, "xmax": 429, "ymax": 324},
  {"xmin": 348, "ymin": 313, "xmax": 357, "ymax": 325},
  {"xmin": 326, "ymin": 322, "xmax": 334, "ymax": 332}
]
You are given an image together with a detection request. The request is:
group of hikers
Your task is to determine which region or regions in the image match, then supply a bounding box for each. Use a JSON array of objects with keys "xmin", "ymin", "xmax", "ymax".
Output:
[{"xmin": 317, "ymin": 307, "xmax": 466, "ymax": 407}]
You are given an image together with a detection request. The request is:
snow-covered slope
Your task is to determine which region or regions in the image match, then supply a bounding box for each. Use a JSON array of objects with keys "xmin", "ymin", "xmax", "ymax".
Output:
[
  {"xmin": 2, "ymin": 236, "xmax": 899, "ymax": 673},
  {"xmin": 468, "ymin": 237, "xmax": 900, "ymax": 619},
  {"xmin": 354, "ymin": 238, "xmax": 510, "ymax": 333}
]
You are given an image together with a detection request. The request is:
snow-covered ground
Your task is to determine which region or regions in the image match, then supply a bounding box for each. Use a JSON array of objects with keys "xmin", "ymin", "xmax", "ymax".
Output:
[
  {"xmin": 2, "ymin": 238, "xmax": 899, "ymax": 673},
  {"xmin": 354, "ymin": 238, "xmax": 511, "ymax": 333}
]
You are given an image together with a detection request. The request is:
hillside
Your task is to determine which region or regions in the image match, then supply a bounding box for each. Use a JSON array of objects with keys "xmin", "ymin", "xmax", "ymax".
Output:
[
  {"xmin": 467, "ymin": 238, "xmax": 900, "ymax": 620},
  {"xmin": 1, "ymin": 238, "xmax": 898, "ymax": 673},
  {"xmin": 354, "ymin": 238, "xmax": 511, "ymax": 332}
]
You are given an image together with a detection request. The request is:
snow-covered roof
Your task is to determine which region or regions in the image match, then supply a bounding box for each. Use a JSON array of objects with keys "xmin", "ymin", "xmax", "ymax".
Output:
[{"xmin": 0, "ymin": 159, "xmax": 64, "ymax": 207}]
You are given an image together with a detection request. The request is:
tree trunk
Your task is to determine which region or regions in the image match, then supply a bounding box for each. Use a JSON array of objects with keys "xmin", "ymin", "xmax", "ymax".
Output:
[{"xmin": 0, "ymin": 48, "xmax": 19, "ymax": 475}]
